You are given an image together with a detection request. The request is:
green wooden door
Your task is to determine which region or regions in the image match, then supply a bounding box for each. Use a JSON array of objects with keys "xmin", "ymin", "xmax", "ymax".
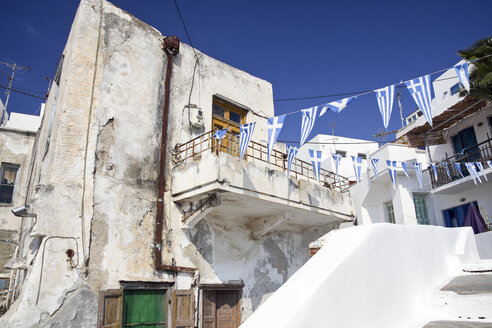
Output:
[
  {"xmin": 123, "ymin": 289, "xmax": 166, "ymax": 327},
  {"xmin": 413, "ymin": 195, "xmax": 430, "ymax": 225}
]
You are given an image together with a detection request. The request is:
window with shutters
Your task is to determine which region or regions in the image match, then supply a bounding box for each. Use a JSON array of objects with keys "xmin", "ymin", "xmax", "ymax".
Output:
[
  {"xmin": 0, "ymin": 163, "xmax": 19, "ymax": 204},
  {"xmin": 384, "ymin": 201, "xmax": 395, "ymax": 224},
  {"xmin": 98, "ymin": 286, "xmax": 194, "ymax": 328},
  {"xmin": 202, "ymin": 288, "xmax": 241, "ymax": 328}
]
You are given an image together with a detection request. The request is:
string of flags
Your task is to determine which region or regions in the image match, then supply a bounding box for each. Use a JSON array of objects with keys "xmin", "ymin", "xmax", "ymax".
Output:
[{"xmin": 208, "ymin": 57, "xmax": 491, "ymax": 185}]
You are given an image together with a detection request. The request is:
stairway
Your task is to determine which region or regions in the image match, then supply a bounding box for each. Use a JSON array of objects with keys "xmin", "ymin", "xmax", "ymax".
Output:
[{"xmin": 421, "ymin": 260, "xmax": 492, "ymax": 327}]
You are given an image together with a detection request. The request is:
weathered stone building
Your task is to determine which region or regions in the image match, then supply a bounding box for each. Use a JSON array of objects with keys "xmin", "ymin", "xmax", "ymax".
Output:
[
  {"xmin": 0, "ymin": 103, "xmax": 40, "ymax": 314},
  {"xmin": 0, "ymin": 1, "xmax": 353, "ymax": 327}
]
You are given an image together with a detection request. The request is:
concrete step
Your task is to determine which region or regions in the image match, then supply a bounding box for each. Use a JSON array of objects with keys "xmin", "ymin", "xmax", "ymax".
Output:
[
  {"xmin": 423, "ymin": 320, "xmax": 492, "ymax": 327},
  {"xmin": 418, "ymin": 273, "xmax": 492, "ymax": 325}
]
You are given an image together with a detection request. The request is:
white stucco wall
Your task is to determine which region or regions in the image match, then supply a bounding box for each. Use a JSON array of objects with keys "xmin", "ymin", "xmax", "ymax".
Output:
[
  {"xmin": 298, "ymin": 134, "xmax": 379, "ymax": 181},
  {"xmin": 240, "ymin": 224, "xmax": 480, "ymax": 328}
]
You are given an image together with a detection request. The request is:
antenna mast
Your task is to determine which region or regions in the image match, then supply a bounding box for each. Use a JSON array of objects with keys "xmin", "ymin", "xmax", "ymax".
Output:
[{"xmin": 0, "ymin": 61, "xmax": 31, "ymax": 112}]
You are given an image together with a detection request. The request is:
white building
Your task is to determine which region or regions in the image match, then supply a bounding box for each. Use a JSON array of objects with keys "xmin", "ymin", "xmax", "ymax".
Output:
[
  {"xmin": 351, "ymin": 63, "xmax": 492, "ymax": 229},
  {"xmin": 298, "ymin": 134, "xmax": 380, "ymax": 182}
]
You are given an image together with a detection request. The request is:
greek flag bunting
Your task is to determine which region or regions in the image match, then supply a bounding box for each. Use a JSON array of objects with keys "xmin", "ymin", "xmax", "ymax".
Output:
[
  {"xmin": 319, "ymin": 96, "xmax": 357, "ymax": 116},
  {"xmin": 401, "ymin": 161, "xmax": 409, "ymax": 178},
  {"xmin": 267, "ymin": 115, "xmax": 286, "ymax": 162},
  {"xmin": 442, "ymin": 162, "xmax": 452, "ymax": 180},
  {"xmin": 286, "ymin": 146, "xmax": 299, "ymax": 175},
  {"xmin": 309, "ymin": 149, "xmax": 323, "ymax": 182},
  {"xmin": 387, "ymin": 160, "xmax": 398, "ymax": 187},
  {"xmin": 405, "ymin": 75, "xmax": 434, "ymax": 126},
  {"xmin": 352, "ymin": 156, "xmax": 363, "ymax": 183},
  {"xmin": 413, "ymin": 162, "xmax": 423, "ymax": 189},
  {"xmin": 476, "ymin": 162, "xmax": 488, "ymax": 181},
  {"xmin": 239, "ymin": 122, "xmax": 256, "ymax": 160},
  {"xmin": 374, "ymin": 85, "xmax": 395, "ymax": 129},
  {"xmin": 487, "ymin": 160, "xmax": 492, "ymax": 169},
  {"xmin": 430, "ymin": 163, "xmax": 438, "ymax": 181},
  {"xmin": 454, "ymin": 162, "xmax": 464, "ymax": 178},
  {"xmin": 454, "ymin": 62, "xmax": 470, "ymax": 91},
  {"xmin": 213, "ymin": 128, "xmax": 227, "ymax": 140},
  {"xmin": 300, "ymin": 106, "xmax": 320, "ymax": 146},
  {"xmin": 465, "ymin": 162, "xmax": 481, "ymax": 185},
  {"xmin": 371, "ymin": 158, "xmax": 379, "ymax": 179},
  {"xmin": 332, "ymin": 153, "xmax": 342, "ymax": 177}
]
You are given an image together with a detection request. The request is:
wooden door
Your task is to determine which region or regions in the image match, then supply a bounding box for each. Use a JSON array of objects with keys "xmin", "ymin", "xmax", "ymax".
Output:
[
  {"xmin": 202, "ymin": 290, "xmax": 240, "ymax": 328},
  {"xmin": 212, "ymin": 98, "xmax": 245, "ymax": 157}
]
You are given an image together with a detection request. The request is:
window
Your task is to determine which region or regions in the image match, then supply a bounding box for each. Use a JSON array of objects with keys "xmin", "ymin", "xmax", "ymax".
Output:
[
  {"xmin": 0, "ymin": 163, "xmax": 19, "ymax": 204},
  {"xmin": 357, "ymin": 153, "xmax": 367, "ymax": 160},
  {"xmin": 450, "ymin": 83, "xmax": 462, "ymax": 95},
  {"xmin": 98, "ymin": 286, "xmax": 193, "ymax": 328},
  {"xmin": 384, "ymin": 201, "xmax": 395, "ymax": 224},
  {"xmin": 413, "ymin": 194, "xmax": 429, "ymax": 225},
  {"xmin": 212, "ymin": 97, "xmax": 247, "ymax": 156},
  {"xmin": 0, "ymin": 278, "xmax": 9, "ymax": 290},
  {"xmin": 336, "ymin": 150, "xmax": 347, "ymax": 158}
]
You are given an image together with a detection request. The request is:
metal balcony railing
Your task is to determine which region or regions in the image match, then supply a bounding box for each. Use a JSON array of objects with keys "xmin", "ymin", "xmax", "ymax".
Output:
[
  {"xmin": 428, "ymin": 137, "xmax": 492, "ymax": 188},
  {"xmin": 173, "ymin": 130, "xmax": 350, "ymax": 192}
]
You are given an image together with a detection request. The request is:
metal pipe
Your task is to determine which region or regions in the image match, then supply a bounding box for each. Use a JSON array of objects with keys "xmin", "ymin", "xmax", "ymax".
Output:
[{"xmin": 155, "ymin": 36, "xmax": 197, "ymax": 273}]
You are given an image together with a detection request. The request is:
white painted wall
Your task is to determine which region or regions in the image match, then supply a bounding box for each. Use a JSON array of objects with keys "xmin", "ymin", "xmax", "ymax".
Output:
[
  {"xmin": 475, "ymin": 231, "xmax": 492, "ymax": 259},
  {"xmin": 4, "ymin": 105, "xmax": 44, "ymax": 132},
  {"xmin": 240, "ymin": 224, "xmax": 480, "ymax": 328},
  {"xmin": 298, "ymin": 134, "xmax": 379, "ymax": 181}
]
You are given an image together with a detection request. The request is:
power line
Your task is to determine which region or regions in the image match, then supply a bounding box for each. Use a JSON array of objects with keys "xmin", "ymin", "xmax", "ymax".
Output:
[
  {"xmin": 173, "ymin": 0, "xmax": 197, "ymax": 57},
  {"xmin": 0, "ymin": 83, "xmax": 47, "ymax": 100},
  {"xmin": 272, "ymin": 54, "xmax": 492, "ymax": 103}
]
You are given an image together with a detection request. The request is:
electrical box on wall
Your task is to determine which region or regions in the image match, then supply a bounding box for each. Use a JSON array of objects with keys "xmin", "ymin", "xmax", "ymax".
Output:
[{"xmin": 187, "ymin": 105, "xmax": 203, "ymax": 128}]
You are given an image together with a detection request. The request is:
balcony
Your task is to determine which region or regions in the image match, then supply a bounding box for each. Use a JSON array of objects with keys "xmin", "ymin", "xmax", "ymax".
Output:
[
  {"xmin": 171, "ymin": 130, "xmax": 353, "ymax": 232},
  {"xmin": 429, "ymin": 137, "xmax": 492, "ymax": 192}
]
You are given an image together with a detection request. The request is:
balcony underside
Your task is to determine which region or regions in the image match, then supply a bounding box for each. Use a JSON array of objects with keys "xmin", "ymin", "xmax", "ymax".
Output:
[{"xmin": 172, "ymin": 152, "xmax": 353, "ymax": 231}]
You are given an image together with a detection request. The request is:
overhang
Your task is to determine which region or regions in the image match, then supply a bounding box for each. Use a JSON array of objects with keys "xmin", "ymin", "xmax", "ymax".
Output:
[{"xmin": 403, "ymin": 96, "xmax": 487, "ymax": 148}]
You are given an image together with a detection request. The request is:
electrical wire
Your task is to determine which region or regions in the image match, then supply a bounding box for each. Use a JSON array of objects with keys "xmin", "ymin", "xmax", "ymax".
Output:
[
  {"xmin": 173, "ymin": 0, "xmax": 198, "ymax": 57},
  {"xmin": 272, "ymin": 54, "xmax": 492, "ymax": 104},
  {"xmin": 0, "ymin": 83, "xmax": 46, "ymax": 100}
]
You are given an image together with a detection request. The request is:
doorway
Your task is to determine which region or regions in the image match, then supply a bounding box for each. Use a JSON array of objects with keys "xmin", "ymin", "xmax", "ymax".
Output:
[
  {"xmin": 442, "ymin": 201, "xmax": 478, "ymax": 228},
  {"xmin": 202, "ymin": 289, "xmax": 241, "ymax": 328}
]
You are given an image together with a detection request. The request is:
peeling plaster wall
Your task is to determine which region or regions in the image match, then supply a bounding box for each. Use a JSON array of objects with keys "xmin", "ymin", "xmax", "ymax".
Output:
[{"xmin": 1, "ymin": 0, "xmax": 349, "ymax": 326}]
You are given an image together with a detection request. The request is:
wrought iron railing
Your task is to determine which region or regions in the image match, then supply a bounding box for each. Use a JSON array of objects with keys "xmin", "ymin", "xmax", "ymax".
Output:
[
  {"xmin": 173, "ymin": 130, "xmax": 350, "ymax": 192},
  {"xmin": 429, "ymin": 137, "xmax": 492, "ymax": 188}
]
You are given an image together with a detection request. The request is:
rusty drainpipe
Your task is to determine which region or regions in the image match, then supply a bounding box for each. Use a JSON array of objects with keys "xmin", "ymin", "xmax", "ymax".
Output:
[{"xmin": 155, "ymin": 36, "xmax": 197, "ymax": 273}]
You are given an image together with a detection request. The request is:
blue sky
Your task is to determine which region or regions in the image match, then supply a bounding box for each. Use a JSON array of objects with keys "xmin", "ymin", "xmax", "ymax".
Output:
[{"xmin": 1, "ymin": 0, "xmax": 491, "ymax": 142}]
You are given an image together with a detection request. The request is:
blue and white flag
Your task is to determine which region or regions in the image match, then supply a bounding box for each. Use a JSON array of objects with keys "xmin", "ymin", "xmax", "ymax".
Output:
[
  {"xmin": 267, "ymin": 115, "xmax": 285, "ymax": 162},
  {"xmin": 309, "ymin": 149, "xmax": 323, "ymax": 182},
  {"xmin": 401, "ymin": 161, "xmax": 409, "ymax": 178},
  {"xmin": 371, "ymin": 158, "xmax": 380, "ymax": 179},
  {"xmin": 286, "ymin": 146, "xmax": 299, "ymax": 175},
  {"xmin": 455, "ymin": 162, "xmax": 464, "ymax": 178},
  {"xmin": 430, "ymin": 163, "xmax": 438, "ymax": 181},
  {"xmin": 442, "ymin": 161, "xmax": 452, "ymax": 180},
  {"xmin": 405, "ymin": 75, "xmax": 433, "ymax": 126},
  {"xmin": 476, "ymin": 162, "xmax": 488, "ymax": 181},
  {"xmin": 239, "ymin": 122, "xmax": 256, "ymax": 160},
  {"xmin": 454, "ymin": 62, "xmax": 470, "ymax": 92},
  {"xmin": 387, "ymin": 160, "xmax": 398, "ymax": 187},
  {"xmin": 352, "ymin": 156, "xmax": 363, "ymax": 183},
  {"xmin": 413, "ymin": 162, "xmax": 423, "ymax": 189},
  {"xmin": 487, "ymin": 160, "xmax": 492, "ymax": 169},
  {"xmin": 374, "ymin": 85, "xmax": 395, "ymax": 129},
  {"xmin": 213, "ymin": 128, "xmax": 227, "ymax": 140},
  {"xmin": 465, "ymin": 162, "xmax": 481, "ymax": 185},
  {"xmin": 319, "ymin": 96, "xmax": 357, "ymax": 116},
  {"xmin": 300, "ymin": 106, "xmax": 320, "ymax": 146},
  {"xmin": 332, "ymin": 153, "xmax": 342, "ymax": 177}
]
